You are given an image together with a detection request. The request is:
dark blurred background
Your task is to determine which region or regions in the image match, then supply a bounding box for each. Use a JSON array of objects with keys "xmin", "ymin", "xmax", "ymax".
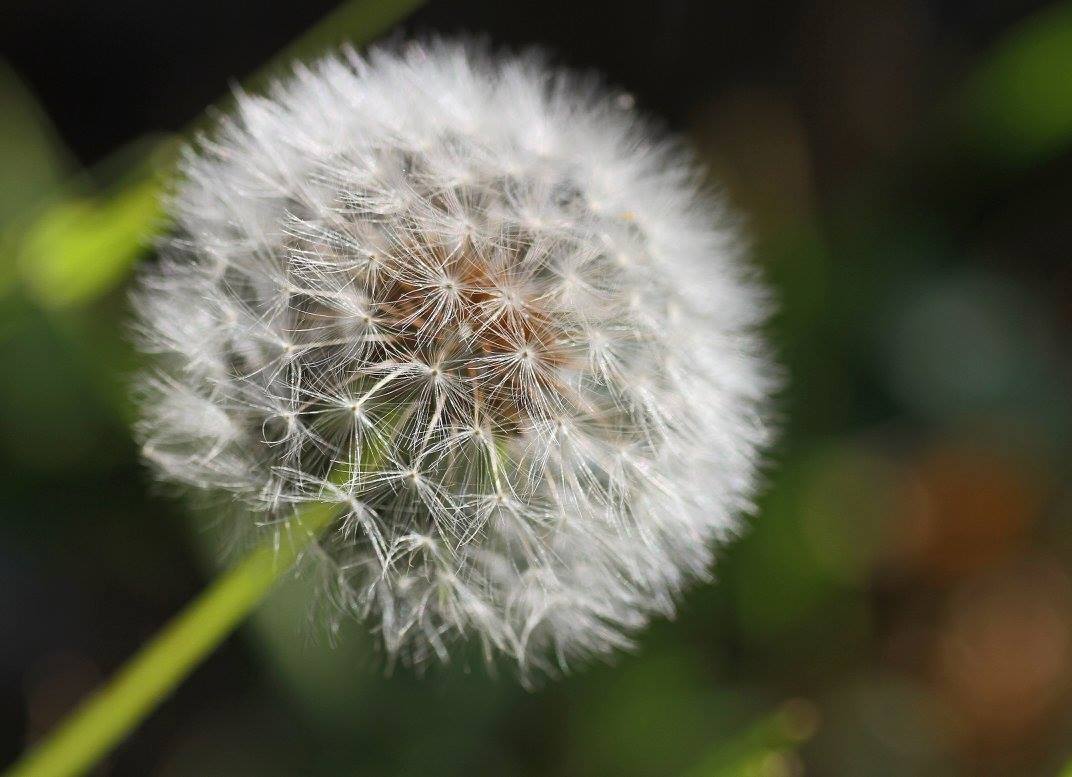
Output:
[{"xmin": 2, "ymin": 1, "xmax": 1071, "ymax": 775}]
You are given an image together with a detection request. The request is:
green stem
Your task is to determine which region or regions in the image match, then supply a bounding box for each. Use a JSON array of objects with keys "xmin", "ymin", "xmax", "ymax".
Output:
[{"xmin": 4, "ymin": 501, "xmax": 339, "ymax": 777}]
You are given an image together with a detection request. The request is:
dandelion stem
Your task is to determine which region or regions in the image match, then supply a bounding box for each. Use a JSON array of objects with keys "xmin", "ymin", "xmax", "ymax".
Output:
[{"xmin": 4, "ymin": 500, "xmax": 340, "ymax": 777}]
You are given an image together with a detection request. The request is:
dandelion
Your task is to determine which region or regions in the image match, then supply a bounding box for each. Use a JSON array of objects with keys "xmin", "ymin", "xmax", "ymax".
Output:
[{"xmin": 134, "ymin": 39, "xmax": 776, "ymax": 675}]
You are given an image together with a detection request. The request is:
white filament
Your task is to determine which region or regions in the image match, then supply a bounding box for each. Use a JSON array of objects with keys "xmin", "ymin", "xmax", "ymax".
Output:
[{"xmin": 134, "ymin": 40, "xmax": 776, "ymax": 675}]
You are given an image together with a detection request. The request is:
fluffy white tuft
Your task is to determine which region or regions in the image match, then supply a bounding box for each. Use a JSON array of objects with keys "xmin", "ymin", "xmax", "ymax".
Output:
[{"xmin": 134, "ymin": 40, "xmax": 776, "ymax": 675}]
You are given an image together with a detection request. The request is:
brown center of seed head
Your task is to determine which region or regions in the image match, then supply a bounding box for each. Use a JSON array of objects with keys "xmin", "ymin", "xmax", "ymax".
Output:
[{"xmin": 308, "ymin": 231, "xmax": 579, "ymax": 439}]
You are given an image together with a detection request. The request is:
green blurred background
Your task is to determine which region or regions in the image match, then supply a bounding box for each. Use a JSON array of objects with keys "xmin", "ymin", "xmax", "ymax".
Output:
[{"xmin": 2, "ymin": 0, "xmax": 1071, "ymax": 774}]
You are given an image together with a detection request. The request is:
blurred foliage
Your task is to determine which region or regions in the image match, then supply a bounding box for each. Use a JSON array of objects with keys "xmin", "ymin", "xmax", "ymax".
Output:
[
  {"xmin": 683, "ymin": 700, "xmax": 819, "ymax": 777},
  {"xmin": 0, "ymin": 60, "xmax": 71, "ymax": 295},
  {"xmin": 0, "ymin": 72, "xmax": 69, "ymax": 211},
  {"xmin": 962, "ymin": 0, "xmax": 1072, "ymax": 164},
  {"xmin": 18, "ymin": 168, "xmax": 164, "ymax": 309},
  {"xmin": 3, "ymin": 0, "xmax": 1072, "ymax": 775}
]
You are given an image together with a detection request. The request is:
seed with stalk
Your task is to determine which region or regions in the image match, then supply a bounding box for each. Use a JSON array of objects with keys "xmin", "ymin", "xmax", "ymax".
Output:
[
  {"xmin": 8, "ymin": 38, "xmax": 780, "ymax": 777},
  {"xmin": 132, "ymin": 40, "xmax": 776, "ymax": 676}
]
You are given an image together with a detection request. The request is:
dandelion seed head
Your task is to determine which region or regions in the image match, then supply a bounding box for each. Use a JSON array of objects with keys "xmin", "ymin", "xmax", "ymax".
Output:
[{"xmin": 134, "ymin": 40, "xmax": 776, "ymax": 675}]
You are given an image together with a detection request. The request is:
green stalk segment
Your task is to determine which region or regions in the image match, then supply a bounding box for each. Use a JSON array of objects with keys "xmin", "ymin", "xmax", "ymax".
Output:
[{"xmin": 4, "ymin": 501, "xmax": 339, "ymax": 777}]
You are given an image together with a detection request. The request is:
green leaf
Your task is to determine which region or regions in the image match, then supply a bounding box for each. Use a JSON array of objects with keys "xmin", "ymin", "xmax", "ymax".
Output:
[
  {"xmin": 17, "ymin": 173, "xmax": 165, "ymax": 308},
  {"xmin": 682, "ymin": 700, "xmax": 819, "ymax": 777},
  {"xmin": 0, "ymin": 60, "xmax": 76, "ymax": 297},
  {"xmin": 961, "ymin": 0, "xmax": 1072, "ymax": 164},
  {"xmin": 0, "ymin": 60, "xmax": 74, "ymax": 226}
]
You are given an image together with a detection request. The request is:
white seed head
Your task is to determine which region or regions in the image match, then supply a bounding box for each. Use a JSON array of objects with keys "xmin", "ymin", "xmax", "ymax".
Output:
[{"xmin": 134, "ymin": 40, "xmax": 776, "ymax": 675}]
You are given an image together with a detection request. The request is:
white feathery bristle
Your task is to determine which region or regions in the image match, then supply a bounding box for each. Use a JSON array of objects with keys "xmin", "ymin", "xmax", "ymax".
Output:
[{"xmin": 133, "ymin": 39, "xmax": 777, "ymax": 675}]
